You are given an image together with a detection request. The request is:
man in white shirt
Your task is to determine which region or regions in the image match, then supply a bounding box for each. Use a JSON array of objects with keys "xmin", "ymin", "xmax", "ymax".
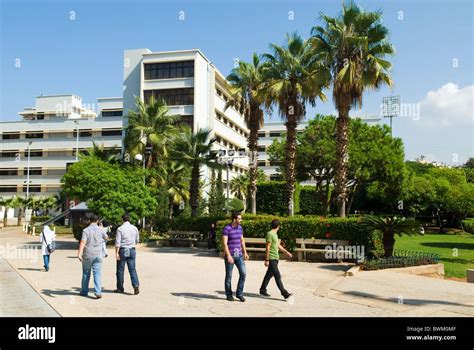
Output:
[{"xmin": 114, "ymin": 213, "xmax": 140, "ymax": 295}]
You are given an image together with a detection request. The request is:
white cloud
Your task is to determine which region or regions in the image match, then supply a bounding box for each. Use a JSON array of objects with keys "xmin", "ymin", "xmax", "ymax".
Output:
[{"xmin": 417, "ymin": 83, "xmax": 474, "ymax": 127}]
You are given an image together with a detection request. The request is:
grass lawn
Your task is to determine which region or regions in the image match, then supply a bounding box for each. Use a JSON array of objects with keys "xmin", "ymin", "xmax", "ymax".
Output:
[{"xmin": 395, "ymin": 231, "xmax": 474, "ymax": 279}]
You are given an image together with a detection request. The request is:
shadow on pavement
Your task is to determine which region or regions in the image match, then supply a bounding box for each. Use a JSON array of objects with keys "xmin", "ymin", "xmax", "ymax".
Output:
[
  {"xmin": 214, "ymin": 290, "xmax": 285, "ymax": 302},
  {"xmin": 343, "ymin": 290, "xmax": 474, "ymax": 308}
]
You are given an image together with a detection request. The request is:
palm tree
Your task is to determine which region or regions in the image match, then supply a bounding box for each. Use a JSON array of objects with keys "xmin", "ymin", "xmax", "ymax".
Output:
[
  {"xmin": 361, "ymin": 215, "xmax": 419, "ymax": 258},
  {"xmin": 310, "ymin": 1, "xmax": 395, "ymax": 217},
  {"xmin": 9, "ymin": 196, "xmax": 26, "ymax": 226},
  {"xmin": 230, "ymin": 174, "xmax": 249, "ymax": 201},
  {"xmin": 226, "ymin": 53, "xmax": 266, "ymax": 214},
  {"xmin": 0, "ymin": 197, "xmax": 14, "ymax": 227},
  {"xmin": 125, "ymin": 96, "xmax": 181, "ymax": 168},
  {"xmin": 172, "ymin": 128, "xmax": 221, "ymax": 217},
  {"xmin": 151, "ymin": 161, "xmax": 190, "ymax": 219},
  {"xmin": 79, "ymin": 141, "xmax": 119, "ymax": 163},
  {"xmin": 261, "ymin": 32, "xmax": 328, "ymax": 216}
]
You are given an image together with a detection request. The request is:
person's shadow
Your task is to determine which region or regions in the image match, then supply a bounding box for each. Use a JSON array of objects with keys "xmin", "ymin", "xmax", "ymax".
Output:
[{"xmin": 42, "ymin": 287, "xmax": 133, "ymax": 298}]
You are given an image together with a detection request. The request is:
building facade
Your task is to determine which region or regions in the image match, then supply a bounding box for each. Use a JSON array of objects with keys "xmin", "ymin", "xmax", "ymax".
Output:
[
  {"xmin": 123, "ymin": 48, "xmax": 250, "ymax": 186},
  {"xmin": 0, "ymin": 95, "xmax": 123, "ymax": 220}
]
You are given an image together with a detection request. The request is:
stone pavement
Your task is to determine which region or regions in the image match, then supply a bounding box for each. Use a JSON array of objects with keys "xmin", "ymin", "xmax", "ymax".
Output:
[{"xmin": 0, "ymin": 227, "xmax": 472, "ymax": 317}]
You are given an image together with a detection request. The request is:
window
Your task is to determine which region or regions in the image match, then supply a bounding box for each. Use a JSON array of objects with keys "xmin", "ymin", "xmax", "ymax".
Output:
[
  {"xmin": 101, "ymin": 129, "xmax": 122, "ymax": 137},
  {"xmin": 0, "ymin": 169, "xmax": 17, "ymax": 176},
  {"xmin": 258, "ymin": 161, "xmax": 267, "ymax": 167},
  {"xmin": 270, "ymin": 132, "xmax": 281, "ymax": 138},
  {"xmin": 24, "ymin": 168, "xmax": 41, "ymax": 175},
  {"xmin": 0, "ymin": 186, "xmax": 18, "ymax": 193},
  {"xmin": 25, "ymin": 132, "xmax": 43, "ymax": 139},
  {"xmin": 258, "ymin": 132, "xmax": 266, "ymax": 138},
  {"xmin": 2, "ymin": 133, "xmax": 20, "ymax": 140},
  {"xmin": 1, "ymin": 150, "xmax": 18, "ymax": 158},
  {"xmin": 36, "ymin": 114, "xmax": 44, "ymax": 120},
  {"xmin": 144, "ymin": 88, "xmax": 194, "ymax": 106},
  {"xmin": 102, "ymin": 110, "xmax": 123, "ymax": 117},
  {"xmin": 23, "ymin": 185, "xmax": 41, "ymax": 193},
  {"xmin": 258, "ymin": 146, "xmax": 266, "ymax": 152},
  {"xmin": 73, "ymin": 130, "xmax": 92, "ymax": 137},
  {"xmin": 29, "ymin": 150, "xmax": 43, "ymax": 157},
  {"xmin": 144, "ymin": 61, "xmax": 194, "ymax": 80}
]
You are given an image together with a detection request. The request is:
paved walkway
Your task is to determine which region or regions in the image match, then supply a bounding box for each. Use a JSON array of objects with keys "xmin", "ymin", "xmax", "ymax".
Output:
[{"xmin": 0, "ymin": 227, "xmax": 473, "ymax": 317}]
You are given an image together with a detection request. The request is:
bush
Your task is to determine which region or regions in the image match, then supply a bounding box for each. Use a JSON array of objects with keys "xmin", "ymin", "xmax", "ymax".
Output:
[
  {"xmin": 30, "ymin": 216, "xmax": 52, "ymax": 224},
  {"xmin": 299, "ymin": 187, "xmax": 325, "ymax": 215},
  {"xmin": 463, "ymin": 218, "xmax": 474, "ymax": 234},
  {"xmin": 215, "ymin": 215, "xmax": 383, "ymax": 259},
  {"xmin": 256, "ymin": 181, "xmax": 300, "ymax": 215},
  {"xmin": 154, "ymin": 215, "xmax": 226, "ymax": 240}
]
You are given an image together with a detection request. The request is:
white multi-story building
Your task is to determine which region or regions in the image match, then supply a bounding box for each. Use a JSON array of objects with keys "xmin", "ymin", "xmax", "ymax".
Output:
[
  {"xmin": 257, "ymin": 121, "xmax": 309, "ymax": 180},
  {"xmin": 123, "ymin": 48, "xmax": 250, "ymax": 186},
  {"xmin": 0, "ymin": 94, "xmax": 123, "ymax": 219}
]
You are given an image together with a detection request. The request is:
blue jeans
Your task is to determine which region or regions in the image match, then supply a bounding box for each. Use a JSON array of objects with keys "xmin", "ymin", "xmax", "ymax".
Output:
[
  {"xmin": 43, "ymin": 255, "xmax": 50, "ymax": 270},
  {"xmin": 116, "ymin": 248, "xmax": 139, "ymax": 291},
  {"xmin": 224, "ymin": 255, "xmax": 246, "ymax": 297},
  {"xmin": 81, "ymin": 256, "xmax": 103, "ymax": 295}
]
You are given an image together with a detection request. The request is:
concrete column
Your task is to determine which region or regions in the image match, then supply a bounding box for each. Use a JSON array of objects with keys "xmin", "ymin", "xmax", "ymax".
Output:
[{"xmin": 467, "ymin": 269, "xmax": 474, "ymax": 283}]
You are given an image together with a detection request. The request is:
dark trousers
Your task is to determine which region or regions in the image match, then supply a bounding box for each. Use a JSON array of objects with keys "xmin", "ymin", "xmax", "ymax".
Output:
[
  {"xmin": 116, "ymin": 248, "xmax": 139, "ymax": 291},
  {"xmin": 260, "ymin": 260, "xmax": 289, "ymax": 297}
]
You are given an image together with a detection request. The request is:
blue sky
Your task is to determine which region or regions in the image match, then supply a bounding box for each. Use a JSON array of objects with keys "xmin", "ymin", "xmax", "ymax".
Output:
[{"xmin": 1, "ymin": 0, "xmax": 473, "ymax": 164}]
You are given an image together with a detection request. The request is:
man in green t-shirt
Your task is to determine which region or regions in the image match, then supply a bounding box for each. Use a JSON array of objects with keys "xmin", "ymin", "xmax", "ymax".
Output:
[{"xmin": 259, "ymin": 219, "xmax": 292, "ymax": 300}]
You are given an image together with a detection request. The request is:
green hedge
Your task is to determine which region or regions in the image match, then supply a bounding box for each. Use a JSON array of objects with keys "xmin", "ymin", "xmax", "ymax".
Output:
[
  {"xmin": 30, "ymin": 216, "xmax": 52, "ymax": 224},
  {"xmin": 216, "ymin": 215, "xmax": 383, "ymax": 259},
  {"xmin": 299, "ymin": 187, "xmax": 325, "ymax": 215},
  {"xmin": 463, "ymin": 219, "xmax": 474, "ymax": 234},
  {"xmin": 256, "ymin": 181, "xmax": 300, "ymax": 215},
  {"xmin": 153, "ymin": 215, "xmax": 226, "ymax": 240}
]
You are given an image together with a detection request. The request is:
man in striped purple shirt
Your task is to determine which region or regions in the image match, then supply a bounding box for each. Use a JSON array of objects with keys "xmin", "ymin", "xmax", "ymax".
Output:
[{"xmin": 222, "ymin": 212, "xmax": 249, "ymax": 302}]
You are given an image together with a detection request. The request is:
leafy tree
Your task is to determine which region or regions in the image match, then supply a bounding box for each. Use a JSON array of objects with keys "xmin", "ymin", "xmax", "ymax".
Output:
[{"xmin": 62, "ymin": 157, "xmax": 158, "ymax": 225}]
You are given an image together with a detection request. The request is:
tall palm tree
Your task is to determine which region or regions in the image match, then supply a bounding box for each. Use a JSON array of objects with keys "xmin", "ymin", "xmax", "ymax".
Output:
[
  {"xmin": 261, "ymin": 32, "xmax": 328, "ymax": 216},
  {"xmin": 9, "ymin": 196, "xmax": 26, "ymax": 226},
  {"xmin": 125, "ymin": 96, "xmax": 181, "ymax": 168},
  {"xmin": 226, "ymin": 53, "xmax": 266, "ymax": 214},
  {"xmin": 0, "ymin": 197, "xmax": 14, "ymax": 227},
  {"xmin": 310, "ymin": 1, "xmax": 395, "ymax": 217},
  {"xmin": 172, "ymin": 128, "xmax": 221, "ymax": 217}
]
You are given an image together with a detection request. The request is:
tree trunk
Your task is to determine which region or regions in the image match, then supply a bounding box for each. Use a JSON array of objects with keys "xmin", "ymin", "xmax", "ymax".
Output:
[
  {"xmin": 335, "ymin": 109, "xmax": 350, "ymax": 218},
  {"xmin": 346, "ymin": 183, "xmax": 358, "ymax": 217},
  {"xmin": 17, "ymin": 207, "xmax": 23, "ymax": 226},
  {"xmin": 285, "ymin": 119, "xmax": 298, "ymax": 216},
  {"xmin": 190, "ymin": 164, "xmax": 200, "ymax": 218},
  {"xmin": 383, "ymin": 231, "xmax": 395, "ymax": 258},
  {"xmin": 168, "ymin": 196, "xmax": 174, "ymax": 220},
  {"xmin": 248, "ymin": 125, "xmax": 259, "ymax": 215},
  {"xmin": 3, "ymin": 207, "xmax": 8, "ymax": 227}
]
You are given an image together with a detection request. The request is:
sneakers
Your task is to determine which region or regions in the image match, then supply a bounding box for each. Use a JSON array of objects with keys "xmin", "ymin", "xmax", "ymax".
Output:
[
  {"xmin": 236, "ymin": 295, "xmax": 246, "ymax": 302},
  {"xmin": 226, "ymin": 296, "xmax": 235, "ymax": 301},
  {"xmin": 133, "ymin": 286, "xmax": 140, "ymax": 295},
  {"xmin": 260, "ymin": 291, "xmax": 270, "ymax": 297},
  {"xmin": 95, "ymin": 294, "xmax": 102, "ymax": 299},
  {"xmin": 284, "ymin": 293, "xmax": 293, "ymax": 300}
]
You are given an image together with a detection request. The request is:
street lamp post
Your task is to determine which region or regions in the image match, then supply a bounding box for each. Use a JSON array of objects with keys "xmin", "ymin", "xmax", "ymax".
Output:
[
  {"xmin": 74, "ymin": 120, "xmax": 79, "ymax": 161},
  {"xmin": 134, "ymin": 153, "xmax": 146, "ymax": 230},
  {"xmin": 217, "ymin": 148, "xmax": 246, "ymax": 211},
  {"xmin": 26, "ymin": 141, "xmax": 32, "ymax": 200}
]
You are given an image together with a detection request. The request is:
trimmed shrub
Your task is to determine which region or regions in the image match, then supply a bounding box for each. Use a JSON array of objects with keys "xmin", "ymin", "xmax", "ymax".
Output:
[
  {"xmin": 216, "ymin": 215, "xmax": 383, "ymax": 259},
  {"xmin": 153, "ymin": 215, "xmax": 226, "ymax": 240},
  {"xmin": 256, "ymin": 181, "xmax": 300, "ymax": 215},
  {"xmin": 31, "ymin": 216, "xmax": 52, "ymax": 224},
  {"xmin": 299, "ymin": 187, "xmax": 324, "ymax": 215},
  {"xmin": 463, "ymin": 218, "xmax": 474, "ymax": 234}
]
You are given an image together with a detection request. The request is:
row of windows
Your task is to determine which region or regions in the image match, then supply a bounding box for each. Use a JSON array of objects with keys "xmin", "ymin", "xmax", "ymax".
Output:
[
  {"xmin": 144, "ymin": 61, "xmax": 194, "ymax": 80},
  {"xmin": 0, "ymin": 168, "xmax": 65, "ymax": 176},
  {"xmin": 0, "ymin": 186, "xmax": 42, "ymax": 193},
  {"xmin": 214, "ymin": 135, "xmax": 241, "ymax": 152},
  {"xmin": 216, "ymin": 112, "xmax": 249, "ymax": 138},
  {"xmin": 144, "ymin": 88, "xmax": 194, "ymax": 106},
  {"xmin": 258, "ymin": 130, "xmax": 304, "ymax": 138},
  {"xmin": 216, "ymin": 88, "xmax": 229, "ymax": 102},
  {"xmin": 1, "ymin": 129, "xmax": 122, "ymax": 140}
]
